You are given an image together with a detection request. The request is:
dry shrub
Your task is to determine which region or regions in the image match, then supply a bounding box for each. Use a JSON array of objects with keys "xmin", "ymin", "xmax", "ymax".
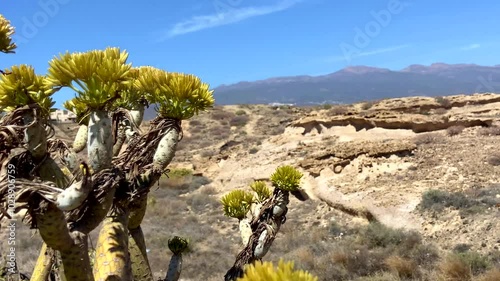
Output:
[
  {"xmin": 476, "ymin": 268, "xmax": 500, "ymax": 281},
  {"xmin": 328, "ymin": 105, "xmax": 349, "ymax": 116},
  {"xmin": 439, "ymin": 255, "xmax": 472, "ymax": 281},
  {"xmin": 447, "ymin": 125, "xmax": 465, "ymax": 136},
  {"xmin": 211, "ymin": 110, "xmax": 235, "ymax": 121},
  {"xmin": 229, "ymin": 115, "xmax": 249, "ymax": 127},
  {"xmin": 477, "ymin": 126, "xmax": 500, "ymax": 136},
  {"xmin": 384, "ymin": 255, "xmax": 419, "ymax": 279},
  {"xmin": 353, "ymin": 272, "xmax": 400, "ymax": 281},
  {"xmin": 235, "ymin": 109, "xmax": 246, "ymax": 116},
  {"xmin": 435, "ymin": 96, "xmax": 452, "ymax": 108},
  {"xmin": 185, "ymin": 193, "xmax": 220, "ymax": 213},
  {"xmin": 199, "ymin": 185, "xmax": 217, "ymax": 195},
  {"xmin": 439, "ymin": 251, "xmax": 491, "ymax": 280},
  {"xmin": 414, "ymin": 132, "xmax": 444, "ymax": 145},
  {"xmin": 189, "ymin": 119, "xmax": 202, "ymax": 127},
  {"xmin": 291, "ymin": 247, "xmax": 316, "ymax": 269},
  {"xmin": 361, "ymin": 101, "xmax": 376, "ymax": 110}
]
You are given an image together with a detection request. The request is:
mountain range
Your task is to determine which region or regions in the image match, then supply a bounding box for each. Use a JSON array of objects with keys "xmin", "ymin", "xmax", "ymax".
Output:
[{"xmin": 212, "ymin": 63, "xmax": 500, "ymax": 105}]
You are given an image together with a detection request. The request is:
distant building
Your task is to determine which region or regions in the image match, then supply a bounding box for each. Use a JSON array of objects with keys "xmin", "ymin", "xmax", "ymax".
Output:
[{"xmin": 50, "ymin": 109, "xmax": 76, "ymax": 123}]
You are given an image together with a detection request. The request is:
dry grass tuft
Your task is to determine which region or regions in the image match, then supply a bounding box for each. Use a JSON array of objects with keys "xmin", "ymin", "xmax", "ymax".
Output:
[
  {"xmin": 476, "ymin": 268, "xmax": 500, "ymax": 281},
  {"xmin": 384, "ymin": 255, "xmax": 419, "ymax": 279},
  {"xmin": 414, "ymin": 132, "xmax": 444, "ymax": 145},
  {"xmin": 439, "ymin": 254, "xmax": 472, "ymax": 281},
  {"xmin": 327, "ymin": 105, "xmax": 349, "ymax": 116},
  {"xmin": 477, "ymin": 126, "xmax": 500, "ymax": 136},
  {"xmin": 447, "ymin": 125, "xmax": 465, "ymax": 136}
]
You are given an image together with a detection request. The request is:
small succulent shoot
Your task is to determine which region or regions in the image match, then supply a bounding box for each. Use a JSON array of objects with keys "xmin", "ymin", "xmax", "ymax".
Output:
[
  {"xmin": 55, "ymin": 162, "xmax": 92, "ymax": 211},
  {"xmin": 269, "ymin": 165, "xmax": 303, "ymax": 192},
  {"xmin": 63, "ymin": 97, "xmax": 90, "ymax": 125},
  {"xmin": 167, "ymin": 236, "xmax": 190, "ymax": 255},
  {"xmin": 0, "ymin": 64, "xmax": 55, "ymax": 114},
  {"xmin": 238, "ymin": 259, "xmax": 318, "ymax": 281},
  {"xmin": 249, "ymin": 181, "xmax": 272, "ymax": 203},
  {"xmin": 0, "ymin": 14, "xmax": 16, "ymax": 54},
  {"xmin": 221, "ymin": 190, "xmax": 254, "ymax": 220},
  {"xmin": 145, "ymin": 70, "xmax": 215, "ymax": 120},
  {"xmin": 46, "ymin": 47, "xmax": 131, "ymax": 111}
]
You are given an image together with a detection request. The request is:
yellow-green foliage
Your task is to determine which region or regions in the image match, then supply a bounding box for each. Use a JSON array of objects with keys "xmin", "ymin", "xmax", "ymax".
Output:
[
  {"xmin": 0, "ymin": 14, "xmax": 16, "ymax": 53},
  {"xmin": 46, "ymin": 47, "xmax": 131, "ymax": 110},
  {"xmin": 270, "ymin": 165, "xmax": 303, "ymax": 192},
  {"xmin": 135, "ymin": 67, "xmax": 214, "ymax": 119},
  {"xmin": 238, "ymin": 260, "xmax": 318, "ymax": 281},
  {"xmin": 168, "ymin": 236, "xmax": 190, "ymax": 255},
  {"xmin": 250, "ymin": 181, "xmax": 272, "ymax": 203},
  {"xmin": 112, "ymin": 66, "xmax": 147, "ymax": 110},
  {"xmin": 154, "ymin": 72, "xmax": 214, "ymax": 120},
  {"xmin": 221, "ymin": 190, "xmax": 254, "ymax": 220},
  {"xmin": 0, "ymin": 64, "xmax": 55, "ymax": 113},
  {"xmin": 63, "ymin": 97, "xmax": 90, "ymax": 124}
]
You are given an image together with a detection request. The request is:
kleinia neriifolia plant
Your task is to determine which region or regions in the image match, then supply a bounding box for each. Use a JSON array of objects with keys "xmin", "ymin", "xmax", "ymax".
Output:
[{"xmin": 0, "ymin": 12, "xmax": 314, "ymax": 281}]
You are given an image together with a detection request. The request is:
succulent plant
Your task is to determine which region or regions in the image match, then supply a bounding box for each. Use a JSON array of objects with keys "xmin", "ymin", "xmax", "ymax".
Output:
[
  {"xmin": 0, "ymin": 64, "xmax": 55, "ymax": 114},
  {"xmin": 0, "ymin": 13, "xmax": 311, "ymax": 281},
  {"xmin": 238, "ymin": 260, "xmax": 318, "ymax": 281},
  {"xmin": 221, "ymin": 189, "xmax": 255, "ymax": 220},
  {"xmin": 270, "ymin": 165, "xmax": 303, "ymax": 192},
  {"xmin": 0, "ymin": 14, "xmax": 16, "ymax": 54},
  {"xmin": 250, "ymin": 181, "xmax": 272, "ymax": 203}
]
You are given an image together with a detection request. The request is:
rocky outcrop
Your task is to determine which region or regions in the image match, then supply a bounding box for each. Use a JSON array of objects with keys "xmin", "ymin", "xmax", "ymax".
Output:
[
  {"xmin": 291, "ymin": 93, "xmax": 500, "ymax": 134},
  {"xmin": 294, "ymin": 139, "xmax": 416, "ymax": 176},
  {"xmin": 291, "ymin": 113, "xmax": 492, "ymax": 134},
  {"xmin": 369, "ymin": 93, "xmax": 500, "ymax": 112}
]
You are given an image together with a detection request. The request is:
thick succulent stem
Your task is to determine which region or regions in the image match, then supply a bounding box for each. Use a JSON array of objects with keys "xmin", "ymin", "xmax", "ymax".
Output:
[
  {"xmin": 124, "ymin": 107, "xmax": 144, "ymax": 142},
  {"xmin": 128, "ymin": 195, "xmax": 147, "ymax": 230},
  {"xmin": 23, "ymin": 111, "xmax": 47, "ymax": 161},
  {"xmin": 73, "ymin": 124, "xmax": 88, "ymax": 153},
  {"xmin": 239, "ymin": 218, "xmax": 252, "ymax": 245},
  {"xmin": 165, "ymin": 254, "xmax": 183, "ymax": 281},
  {"xmin": 71, "ymin": 186, "xmax": 116, "ymax": 234},
  {"xmin": 129, "ymin": 226, "xmax": 154, "ymax": 281},
  {"xmin": 87, "ymin": 110, "xmax": 112, "ymax": 172},
  {"xmin": 60, "ymin": 232, "xmax": 93, "ymax": 281},
  {"xmin": 30, "ymin": 243, "xmax": 55, "ymax": 281},
  {"xmin": 152, "ymin": 126, "xmax": 179, "ymax": 173},
  {"xmin": 129, "ymin": 107, "xmax": 144, "ymax": 128},
  {"xmin": 62, "ymin": 150, "xmax": 78, "ymax": 173},
  {"xmin": 38, "ymin": 156, "xmax": 70, "ymax": 189},
  {"xmin": 54, "ymin": 170, "xmax": 92, "ymax": 212},
  {"xmin": 93, "ymin": 207, "xmax": 132, "ymax": 281},
  {"xmin": 225, "ymin": 189, "xmax": 290, "ymax": 281},
  {"xmin": 33, "ymin": 201, "xmax": 93, "ymax": 281}
]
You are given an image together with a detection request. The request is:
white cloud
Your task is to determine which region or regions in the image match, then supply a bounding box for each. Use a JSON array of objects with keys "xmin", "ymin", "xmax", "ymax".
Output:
[
  {"xmin": 460, "ymin": 43, "xmax": 481, "ymax": 51},
  {"xmin": 162, "ymin": 0, "xmax": 302, "ymax": 39},
  {"xmin": 324, "ymin": 44, "xmax": 410, "ymax": 63}
]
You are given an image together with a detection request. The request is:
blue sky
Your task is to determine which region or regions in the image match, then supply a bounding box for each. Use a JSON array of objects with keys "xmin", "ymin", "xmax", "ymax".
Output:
[{"xmin": 2, "ymin": 0, "xmax": 500, "ymax": 108}]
